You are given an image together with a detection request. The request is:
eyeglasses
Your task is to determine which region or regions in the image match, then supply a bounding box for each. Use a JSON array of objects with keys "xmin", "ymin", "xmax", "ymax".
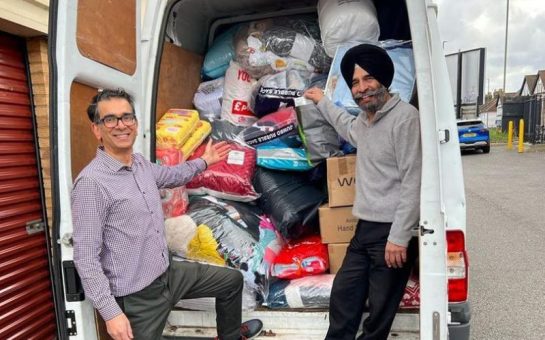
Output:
[{"xmin": 96, "ymin": 112, "xmax": 137, "ymax": 128}]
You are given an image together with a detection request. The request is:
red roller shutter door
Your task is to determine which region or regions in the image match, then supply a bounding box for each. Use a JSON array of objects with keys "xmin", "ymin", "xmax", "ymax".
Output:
[{"xmin": 0, "ymin": 33, "xmax": 57, "ymax": 339}]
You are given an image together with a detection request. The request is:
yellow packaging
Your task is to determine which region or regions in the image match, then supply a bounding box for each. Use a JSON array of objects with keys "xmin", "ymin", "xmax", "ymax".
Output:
[
  {"xmin": 156, "ymin": 109, "xmax": 199, "ymax": 148},
  {"xmin": 181, "ymin": 120, "xmax": 212, "ymax": 160}
]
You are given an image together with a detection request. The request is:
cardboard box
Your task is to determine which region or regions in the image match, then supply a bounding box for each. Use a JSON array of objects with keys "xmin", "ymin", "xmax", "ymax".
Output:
[
  {"xmin": 328, "ymin": 243, "xmax": 349, "ymax": 274},
  {"xmin": 319, "ymin": 204, "xmax": 357, "ymax": 244},
  {"xmin": 327, "ymin": 156, "xmax": 356, "ymax": 207}
]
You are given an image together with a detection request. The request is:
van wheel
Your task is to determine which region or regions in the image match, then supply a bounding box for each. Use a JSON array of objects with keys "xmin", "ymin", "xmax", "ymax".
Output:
[{"xmin": 482, "ymin": 145, "xmax": 490, "ymax": 153}]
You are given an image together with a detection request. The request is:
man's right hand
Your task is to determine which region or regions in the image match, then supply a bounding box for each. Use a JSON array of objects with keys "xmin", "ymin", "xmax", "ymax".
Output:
[
  {"xmin": 106, "ymin": 313, "xmax": 133, "ymax": 340},
  {"xmin": 304, "ymin": 87, "xmax": 325, "ymax": 104}
]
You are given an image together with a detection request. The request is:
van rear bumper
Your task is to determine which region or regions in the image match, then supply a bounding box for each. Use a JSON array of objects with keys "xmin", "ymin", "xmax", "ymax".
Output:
[{"xmin": 448, "ymin": 301, "xmax": 471, "ymax": 340}]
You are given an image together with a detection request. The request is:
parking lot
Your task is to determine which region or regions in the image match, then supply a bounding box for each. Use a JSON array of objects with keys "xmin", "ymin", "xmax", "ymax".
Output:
[{"xmin": 463, "ymin": 145, "xmax": 545, "ymax": 339}]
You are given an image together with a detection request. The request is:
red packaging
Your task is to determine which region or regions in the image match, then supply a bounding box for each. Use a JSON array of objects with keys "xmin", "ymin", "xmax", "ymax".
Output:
[
  {"xmin": 160, "ymin": 186, "xmax": 189, "ymax": 218},
  {"xmin": 156, "ymin": 147, "xmax": 183, "ymax": 166},
  {"xmin": 271, "ymin": 235, "xmax": 329, "ymax": 279},
  {"xmin": 186, "ymin": 142, "xmax": 259, "ymax": 202}
]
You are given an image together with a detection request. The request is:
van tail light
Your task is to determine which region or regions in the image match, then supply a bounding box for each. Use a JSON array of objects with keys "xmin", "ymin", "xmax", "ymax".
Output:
[{"xmin": 447, "ymin": 230, "xmax": 468, "ymax": 302}]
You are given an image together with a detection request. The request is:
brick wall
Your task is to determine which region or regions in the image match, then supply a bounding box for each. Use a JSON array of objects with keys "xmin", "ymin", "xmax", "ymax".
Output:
[{"xmin": 26, "ymin": 37, "xmax": 52, "ymax": 228}]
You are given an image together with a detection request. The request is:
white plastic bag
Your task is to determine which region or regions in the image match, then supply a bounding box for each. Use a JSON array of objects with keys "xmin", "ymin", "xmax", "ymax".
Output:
[
  {"xmin": 221, "ymin": 61, "xmax": 258, "ymax": 126},
  {"xmin": 318, "ymin": 0, "xmax": 380, "ymax": 57}
]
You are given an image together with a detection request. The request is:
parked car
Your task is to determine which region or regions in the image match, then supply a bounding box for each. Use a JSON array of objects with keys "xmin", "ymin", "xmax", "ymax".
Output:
[{"xmin": 457, "ymin": 119, "xmax": 490, "ymax": 153}]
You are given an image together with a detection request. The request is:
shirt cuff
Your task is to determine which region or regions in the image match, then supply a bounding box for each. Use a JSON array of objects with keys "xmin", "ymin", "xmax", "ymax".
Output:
[{"xmin": 97, "ymin": 296, "xmax": 123, "ymax": 321}]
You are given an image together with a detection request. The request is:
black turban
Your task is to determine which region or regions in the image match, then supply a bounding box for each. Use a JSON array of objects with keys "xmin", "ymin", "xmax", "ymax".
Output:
[{"xmin": 340, "ymin": 44, "xmax": 395, "ymax": 89}]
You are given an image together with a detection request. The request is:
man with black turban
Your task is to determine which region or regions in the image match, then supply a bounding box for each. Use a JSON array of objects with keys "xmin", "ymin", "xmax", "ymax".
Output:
[{"xmin": 304, "ymin": 43, "xmax": 421, "ymax": 340}]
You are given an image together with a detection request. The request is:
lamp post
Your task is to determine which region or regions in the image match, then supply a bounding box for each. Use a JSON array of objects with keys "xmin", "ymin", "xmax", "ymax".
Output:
[{"xmin": 502, "ymin": 0, "xmax": 510, "ymax": 93}]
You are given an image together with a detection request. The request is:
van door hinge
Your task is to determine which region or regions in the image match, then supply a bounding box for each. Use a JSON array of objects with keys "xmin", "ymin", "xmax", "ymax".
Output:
[
  {"xmin": 438, "ymin": 129, "xmax": 450, "ymax": 144},
  {"xmin": 26, "ymin": 219, "xmax": 45, "ymax": 235},
  {"xmin": 65, "ymin": 310, "xmax": 77, "ymax": 336},
  {"xmin": 433, "ymin": 311, "xmax": 441, "ymax": 339}
]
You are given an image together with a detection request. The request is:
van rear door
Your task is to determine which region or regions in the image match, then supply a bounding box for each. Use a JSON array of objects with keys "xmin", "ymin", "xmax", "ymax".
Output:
[
  {"xmin": 407, "ymin": 1, "xmax": 452, "ymax": 339},
  {"xmin": 48, "ymin": 0, "xmax": 163, "ymax": 338}
]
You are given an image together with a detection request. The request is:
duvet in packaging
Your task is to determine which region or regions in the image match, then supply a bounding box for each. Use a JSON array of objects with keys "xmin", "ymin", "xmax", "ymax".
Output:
[{"xmin": 186, "ymin": 141, "xmax": 259, "ymax": 202}]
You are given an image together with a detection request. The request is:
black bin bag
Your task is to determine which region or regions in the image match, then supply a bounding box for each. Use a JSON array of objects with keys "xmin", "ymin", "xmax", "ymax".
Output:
[{"xmin": 253, "ymin": 167, "xmax": 327, "ymax": 240}]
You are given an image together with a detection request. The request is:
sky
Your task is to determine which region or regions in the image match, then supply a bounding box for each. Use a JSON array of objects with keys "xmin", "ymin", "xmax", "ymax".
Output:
[{"xmin": 435, "ymin": 0, "xmax": 545, "ymax": 94}]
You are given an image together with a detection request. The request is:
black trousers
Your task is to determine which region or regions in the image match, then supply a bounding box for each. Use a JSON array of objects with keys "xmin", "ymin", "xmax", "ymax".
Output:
[
  {"xmin": 326, "ymin": 220, "xmax": 418, "ymax": 340},
  {"xmin": 116, "ymin": 259, "xmax": 244, "ymax": 340}
]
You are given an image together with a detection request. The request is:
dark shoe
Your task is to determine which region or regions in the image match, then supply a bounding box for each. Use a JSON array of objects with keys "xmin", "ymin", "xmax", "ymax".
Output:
[{"xmin": 240, "ymin": 319, "xmax": 263, "ymax": 339}]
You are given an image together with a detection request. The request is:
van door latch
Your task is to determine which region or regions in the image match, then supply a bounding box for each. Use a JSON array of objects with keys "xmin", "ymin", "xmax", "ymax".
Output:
[
  {"xmin": 420, "ymin": 225, "xmax": 435, "ymax": 235},
  {"xmin": 66, "ymin": 310, "xmax": 77, "ymax": 336},
  {"xmin": 438, "ymin": 129, "xmax": 450, "ymax": 144}
]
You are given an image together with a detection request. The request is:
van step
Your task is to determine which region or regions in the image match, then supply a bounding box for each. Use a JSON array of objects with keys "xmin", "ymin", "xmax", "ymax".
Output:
[{"xmin": 165, "ymin": 310, "xmax": 419, "ymax": 338}]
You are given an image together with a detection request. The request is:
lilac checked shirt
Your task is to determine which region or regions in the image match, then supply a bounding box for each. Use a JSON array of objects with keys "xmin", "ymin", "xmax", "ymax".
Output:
[{"xmin": 72, "ymin": 147, "xmax": 205, "ymax": 321}]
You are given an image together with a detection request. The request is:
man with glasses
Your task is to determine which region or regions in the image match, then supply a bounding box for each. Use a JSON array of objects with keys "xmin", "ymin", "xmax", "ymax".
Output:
[{"xmin": 71, "ymin": 89, "xmax": 263, "ymax": 340}]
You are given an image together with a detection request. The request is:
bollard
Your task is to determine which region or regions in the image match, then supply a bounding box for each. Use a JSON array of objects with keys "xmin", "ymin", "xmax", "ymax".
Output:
[
  {"xmin": 518, "ymin": 119, "xmax": 525, "ymax": 153},
  {"xmin": 507, "ymin": 121, "xmax": 514, "ymax": 150}
]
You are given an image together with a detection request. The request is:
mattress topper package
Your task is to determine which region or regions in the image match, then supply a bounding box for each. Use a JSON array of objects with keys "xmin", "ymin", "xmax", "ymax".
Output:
[
  {"xmin": 324, "ymin": 40, "xmax": 416, "ymax": 114},
  {"xmin": 186, "ymin": 140, "xmax": 259, "ymax": 202}
]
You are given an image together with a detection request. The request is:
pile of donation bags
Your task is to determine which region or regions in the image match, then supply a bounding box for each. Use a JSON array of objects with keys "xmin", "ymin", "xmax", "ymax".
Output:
[{"xmin": 158, "ymin": 1, "xmax": 419, "ymax": 311}]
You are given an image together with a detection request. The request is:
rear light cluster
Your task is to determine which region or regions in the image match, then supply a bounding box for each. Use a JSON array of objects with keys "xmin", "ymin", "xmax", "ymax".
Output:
[{"xmin": 446, "ymin": 230, "xmax": 468, "ymax": 302}]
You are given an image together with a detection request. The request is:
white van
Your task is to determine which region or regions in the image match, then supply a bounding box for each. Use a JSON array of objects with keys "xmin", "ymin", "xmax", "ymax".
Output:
[{"xmin": 48, "ymin": 0, "xmax": 470, "ymax": 339}]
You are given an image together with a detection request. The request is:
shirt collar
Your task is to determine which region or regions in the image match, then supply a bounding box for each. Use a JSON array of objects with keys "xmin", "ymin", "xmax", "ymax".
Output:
[{"xmin": 96, "ymin": 147, "xmax": 136, "ymax": 172}]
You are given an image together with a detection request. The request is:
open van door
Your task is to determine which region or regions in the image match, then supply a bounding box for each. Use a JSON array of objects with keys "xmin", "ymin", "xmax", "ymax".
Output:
[{"xmin": 48, "ymin": 0, "xmax": 164, "ymax": 338}]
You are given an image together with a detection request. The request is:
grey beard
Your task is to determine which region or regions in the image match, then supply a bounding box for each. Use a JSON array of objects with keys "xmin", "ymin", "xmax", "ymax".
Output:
[{"xmin": 356, "ymin": 86, "xmax": 389, "ymax": 113}]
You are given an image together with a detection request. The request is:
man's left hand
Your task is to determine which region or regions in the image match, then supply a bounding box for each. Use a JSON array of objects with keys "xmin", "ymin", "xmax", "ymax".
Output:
[
  {"xmin": 385, "ymin": 241, "xmax": 407, "ymax": 269},
  {"xmin": 201, "ymin": 140, "xmax": 231, "ymax": 167}
]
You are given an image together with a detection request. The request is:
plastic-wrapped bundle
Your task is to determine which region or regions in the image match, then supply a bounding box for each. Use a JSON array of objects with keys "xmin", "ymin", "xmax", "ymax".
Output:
[
  {"xmin": 256, "ymin": 146, "xmax": 313, "ymax": 172},
  {"xmin": 193, "ymin": 77, "xmax": 224, "ymax": 120},
  {"xmin": 202, "ymin": 24, "xmax": 242, "ymax": 79},
  {"xmin": 260, "ymin": 16, "xmax": 332, "ymax": 73},
  {"xmin": 156, "ymin": 109, "xmax": 200, "ymax": 148},
  {"xmin": 155, "ymin": 147, "xmax": 183, "ymax": 166},
  {"xmin": 221, "ymin": 61, "xmax": 258, "ymax": 126},
  {"xmin": 400, "ymin": 271, "xmax": 420, "ymax": 309},
  {"xmin": 239, "ymin": 107, "xmax": 313, "ymax": 171},
  {"xmin": 251, "ymin": 69, "xmax": 312, "ymax": 117},
  {"xmin": 266, "ymin": 274, "xmax": 335, "ymax": 309},
  {"xmin": 296, "ymin": 101, "xmax": 344, "ymax": 163},
  {"xmin": 160, "ymin": 186, "xmax": 189, "ymax": 219},
  {"xmin": 186, "ymin": 196, "xmax": 268, "ymax": 301},
  {"xmin": 210, "ymin": 119, "xmax": 245, "ymax": 142},
  {"xmin": 240, "ymin": 107, "xmax": 300, "ymax": 148},
  {"xmin": 317, "ymin": 0, "xmax": 380, "ymax": 57},
  {"xmin": 253, "ymin": 167, "xmax": 327, "ymax": 239},
  {"xmin": 187, "ymin": 141, "xmax": 259, "ymax": 202},
  {"xmin": 271, "ymin": 235, "xmax": 329, "ymax": 280},
  {"xmin": 181, "ymin": 120, "xmax": 212, "ymax": 161}
]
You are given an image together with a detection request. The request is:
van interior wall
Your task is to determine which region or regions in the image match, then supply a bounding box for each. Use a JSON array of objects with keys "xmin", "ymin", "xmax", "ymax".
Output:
[
  {"xmin": 155, "ymin": 42, "xmax": 203, "ymax": 121},
  {"xmin": 70, "ymin": 82, "xmax": 100, "ymax": 179}
]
